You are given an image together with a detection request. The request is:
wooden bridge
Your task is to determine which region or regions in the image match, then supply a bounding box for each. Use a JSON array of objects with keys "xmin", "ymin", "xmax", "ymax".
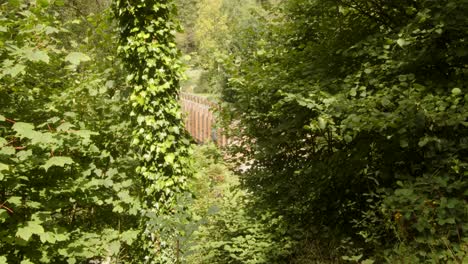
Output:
[{"xmin": 180, "ymin": 92, "xmax": 228, "ymax": 146}]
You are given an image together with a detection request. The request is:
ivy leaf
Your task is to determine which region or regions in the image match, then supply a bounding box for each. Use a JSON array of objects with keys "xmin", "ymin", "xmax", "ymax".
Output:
[
  {"xmin": 65, "ymin": 52, "xmax": 91, "ymax": 65},
  {"xmin": 42, "ymin": 156, "xmax": 74, "ymax": 171},
  {"xmin": 164, "ymin": 153, "xmax": 175, "ymax": 164}
]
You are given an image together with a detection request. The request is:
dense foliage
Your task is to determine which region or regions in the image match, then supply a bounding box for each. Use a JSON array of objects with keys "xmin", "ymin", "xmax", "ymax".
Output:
[
  {"xmin": 114, "ymin": 0, "xmax": 193, "ymax": 262},
  {"xmin": 0, "ymin": 0, "xmax": 143, "ymax": 262},
  {"xmin": 214, "ymin": 0, "xmax": 468, "ymax": 262},
  {"xmin": 2, "ymin": 0, "xmax": 467, "ymax": 263}
]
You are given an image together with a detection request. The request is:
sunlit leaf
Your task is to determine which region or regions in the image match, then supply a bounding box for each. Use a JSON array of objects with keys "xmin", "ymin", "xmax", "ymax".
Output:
[
  {"xmin": 41, "ymin": 156, "xmax": 74, "ymax": 171},
  {"xmin": 65, "ymin": 52, "xmax": 91, "ymax": 65}
]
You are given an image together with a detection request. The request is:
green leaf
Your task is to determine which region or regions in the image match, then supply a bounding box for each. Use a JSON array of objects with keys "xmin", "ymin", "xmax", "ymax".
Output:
[
  {"xmin": 0, "ymin": 147, "xmax": 15, "ymax": 155},
  {"xmin": 121, "ymin": 230, "xmax": 139, "ymax": 244},
  {"xmin": 24, "ymin": 49, "xmax": 49, "ymax": 64},
  {"xmin": 451, "ymin": 88, "xmax": 462, "ymax": 95},
  {"xmin": 39, "ymin": 232, "xmax": 57, "ymax": 244},
  {"xmin": 0, "ymin": 26, "xmax": 7, "ymax": 32},
  {"xmin": 396, "ymin": 38, "xmax": 408, "ymax": 47},
  {"xmin": 20, "ymin": 259, "xmax": 34, "ymax": 264},
  {"xmin": 65, "ymin": 52, "xmax": 91, "ymax": 65},
  {"xmin": 12, "ymin": 122, "xmax": 36, "ymax": 139},
  {"xmin": 108, "ymin": 240, "xmax": 121, "ymax": 255},
  {"xmin": 56, "ymin": 122, "xmax": 75, "ymax": 131},
  {"xmin": 45, "ymin": 26, "xmax": 59, "ymax": 35},
  {"xmin": 0, "ymin": 163, "xmax": 8, "ymax": 180},
  {"xmin": 0, "ymin": 256, "xmax": 6, "ymax": 264},
  {"xmin": 0, "ymin": 115, "xmax": 4, "ymax": 122},
  {"xmin": 3, "ymin": 64, "xmax": 25, "ymax": 77},
  {"xmin": 7, "ymin": 196, "xmax": 21, "ymax": 206},
  {"xmin": 41, "ymin": 156, "xmax": 74, "ymax": 171},
  {"xmin": 16, "ymin": 221, "xmax": 44, "ymax": 241},
  {"xmin": 318, "ymin": 117, "xmax": 327, "ymax": 130},
  {"xmin": 164, "ymin": 153, "xmax": 175, "ymax": 164}
]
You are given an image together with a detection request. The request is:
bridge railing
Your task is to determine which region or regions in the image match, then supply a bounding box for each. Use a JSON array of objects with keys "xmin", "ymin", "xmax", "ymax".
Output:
[{"xmin": 180, "ymin": 92, "xmax": 228, "ymax": 147}]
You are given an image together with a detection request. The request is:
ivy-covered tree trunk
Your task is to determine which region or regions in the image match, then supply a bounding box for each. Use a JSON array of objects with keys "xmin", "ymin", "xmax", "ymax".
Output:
[{"xmin": 114, "ymin": 1, "xmax": 192, "ymax": 262}]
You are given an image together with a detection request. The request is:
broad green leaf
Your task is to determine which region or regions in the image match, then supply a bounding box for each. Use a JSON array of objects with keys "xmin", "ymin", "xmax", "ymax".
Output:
[
  {"xmin": 12, "ymin": 122, "xmax": 36, "ymax": 139},
  {"xmin": 20, "ymin": 259, "xmax": 34, "ymax": 264},
  {"xmin": 318, "ymin": 117, "xmax": 326, "ymax": 130},
  {"xmin": 0, "ymin": 115, "xmax": 5, "ymax": 122},
  {"xmin": 24, "ymin": 49, "xmax": 50, "ymax": 64},
  {"xmin": 0, "ymin": 26, "xmax": 7, "ymax": 32},
  {"xmin": 45, "ymin": 26, "xmax": 59, "ymax": 35},
  {"xmin": 0, "ymin": 256, "xmax": 7, "ymax": 264},
  {"xmin": 120, "ymin": 230, "xmax": 139, "ymax": 244},
  {"xmin": 3, "ymin": 64, "xmax": 26, "ymax": 77},
  {"xmin": 108, "ymin": 240, "xmax": 121, "ymax": 255},
  {"xmin": 65, "ymin": 52, "xmax": 91, "ymax": 65},
  {"xmin": 7, "ymin": 196, "xmax": 21, "ymax": 206},
  {"xmin": 16, "ymin": 150, "xmax": 32, "ymax": 161},
  {"xmin": 39, "ymin": 232, "xmax": 57, "ymax": 244},
  {"xmin": 0, "ymin": 147, "xmax": 15, "ymax": 155},
  {"xmin": 42, "ymin": 156, "xmax": 74, "ymax": 171},
  {"xmin": 57, "ymin": 122, "xmax": 74, "ymax": 131},
  {"xmin": 16, "ymin": 221, "xmax": 44, "ymax": 241}
]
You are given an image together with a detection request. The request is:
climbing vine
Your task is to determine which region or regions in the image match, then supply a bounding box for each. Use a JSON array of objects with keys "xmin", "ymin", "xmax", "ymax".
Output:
[{"xmin": 114, "ymin": 0, "xmax": 192, "ymax": 262}]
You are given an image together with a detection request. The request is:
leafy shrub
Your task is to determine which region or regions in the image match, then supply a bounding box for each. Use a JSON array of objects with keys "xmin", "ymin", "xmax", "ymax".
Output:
[
  {"xmin": 0, "ymin": 2, "xmax": 143, "ymax": 262},
  {"xmin": 218, "ymin": 0, "xmax": 468, "ymax": 262},
  {"xmin": 185, "ymin": 144, "xmax": 295, "ymax": 263}
]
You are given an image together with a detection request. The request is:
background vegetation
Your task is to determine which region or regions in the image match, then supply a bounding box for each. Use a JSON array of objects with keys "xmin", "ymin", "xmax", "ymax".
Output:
[{"xmin": 178, "ymin": 0, "xmax": 468, "ymax": 263}]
